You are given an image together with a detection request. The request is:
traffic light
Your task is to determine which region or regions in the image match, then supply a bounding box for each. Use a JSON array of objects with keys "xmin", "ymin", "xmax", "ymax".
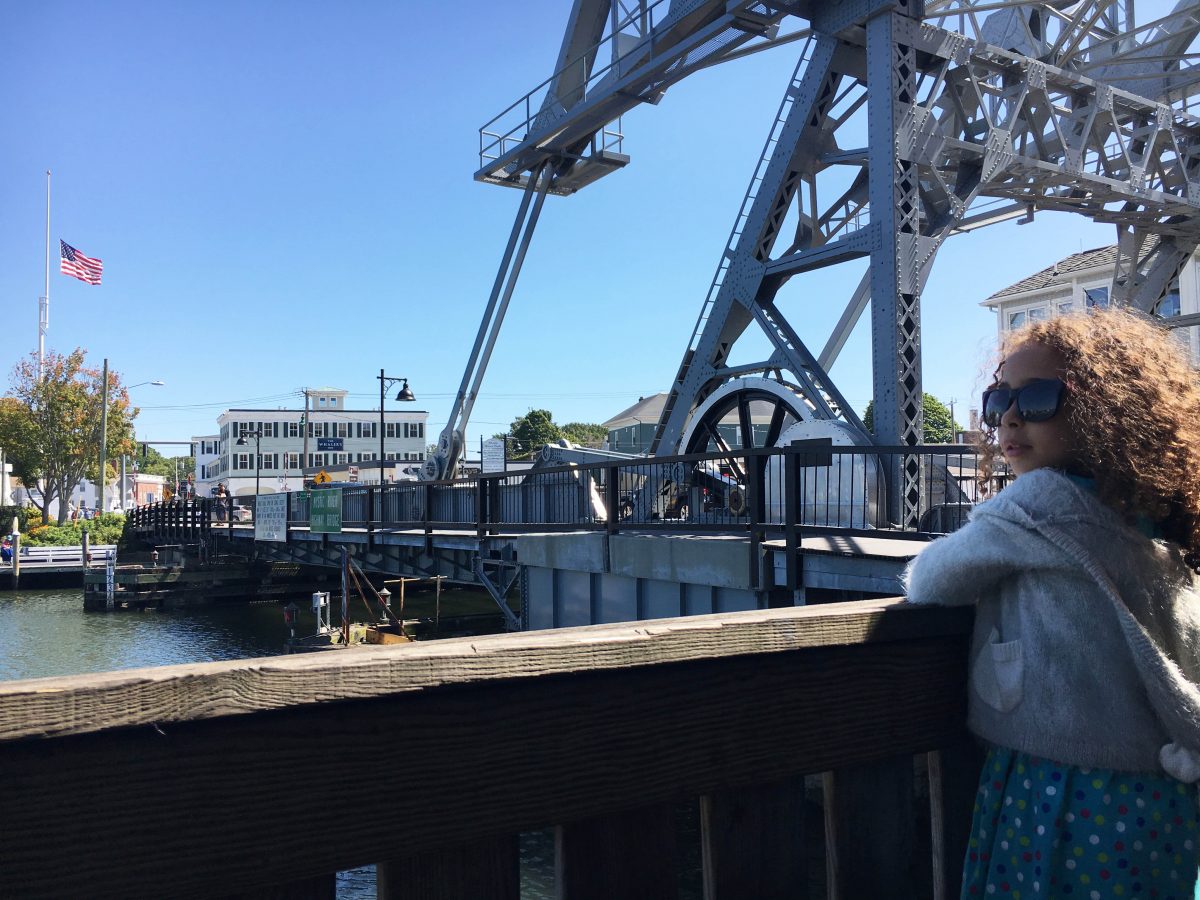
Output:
[{"xmin": 141, "ymin": 442, "xmax": 148, "ymax": 458}]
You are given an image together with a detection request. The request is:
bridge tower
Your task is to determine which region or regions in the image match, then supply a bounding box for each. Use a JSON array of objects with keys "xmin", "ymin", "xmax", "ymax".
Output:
[{"xmin": 427, "ymin": 0, "xmax": 1200, "ymax": 528}]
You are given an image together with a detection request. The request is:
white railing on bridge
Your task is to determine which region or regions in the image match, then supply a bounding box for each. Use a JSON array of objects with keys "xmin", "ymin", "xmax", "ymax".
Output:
[{"xmin": 1, "ymin": 545, "xmax": 117, "ymax": 568}]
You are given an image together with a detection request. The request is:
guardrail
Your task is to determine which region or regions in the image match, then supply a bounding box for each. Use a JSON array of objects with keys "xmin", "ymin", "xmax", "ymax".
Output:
[
  {"xmin": 0, "ymin": 544, "xmax": 118, "ymax": 568},
  {"xmin": 0, "ymin": 600, "xmax": 977, "ymax": 898},
  {"xmin": 130, "ymin": 444, "xmax": 998, "ymax": 543}
]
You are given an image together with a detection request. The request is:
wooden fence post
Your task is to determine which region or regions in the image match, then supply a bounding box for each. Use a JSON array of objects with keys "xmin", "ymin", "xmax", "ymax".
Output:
[
  {"xmin": 825, "ymin": 756, "xmax": 915, "ymax": 899},
  {"xmin": 556, "ymin": 804, "xmax": 679, "ymax": 900},
  {"xmin": 928, "ymin": 739, "xmax": 983, "ymax": 900},
  {"xmin": 377, "ymin": 835, "xmax": 519, "ymax": 900},
  {"xmin": 701, "ymin": 776, "xmax": 807, "ymax": 900}
]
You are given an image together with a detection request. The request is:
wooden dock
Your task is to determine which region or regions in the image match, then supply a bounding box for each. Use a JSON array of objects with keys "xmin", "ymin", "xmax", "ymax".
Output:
[{"xmin": 82, "ymin": 560, "xmax": 344, "ymax": 610}]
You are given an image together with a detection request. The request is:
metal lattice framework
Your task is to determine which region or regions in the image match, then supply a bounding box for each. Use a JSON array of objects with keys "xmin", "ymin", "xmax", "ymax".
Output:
[{"xmin": 428, "ymin": 0, "xmax": 1200, "ymax": 526}]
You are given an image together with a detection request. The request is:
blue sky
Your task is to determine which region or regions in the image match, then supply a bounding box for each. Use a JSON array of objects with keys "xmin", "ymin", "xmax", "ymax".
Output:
[{"xmin": 1, "ymin": 1, "xmax": 1126, "ymax": 449}]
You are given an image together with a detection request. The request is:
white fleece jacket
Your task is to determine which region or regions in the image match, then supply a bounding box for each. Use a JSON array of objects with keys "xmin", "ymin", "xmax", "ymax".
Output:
[{"xmin": 903, "ymin": 468, "xmax": 1200, "ymax": 779}]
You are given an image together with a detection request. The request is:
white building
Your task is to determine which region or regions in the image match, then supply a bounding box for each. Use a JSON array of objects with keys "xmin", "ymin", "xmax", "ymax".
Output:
[
  {"xmin": 195, "ymin": 388, "xmax": 429, "ymax": 497},
  {"xmin": 982, "ymin": 243, "xmax": 1199, "ymax": 362}
]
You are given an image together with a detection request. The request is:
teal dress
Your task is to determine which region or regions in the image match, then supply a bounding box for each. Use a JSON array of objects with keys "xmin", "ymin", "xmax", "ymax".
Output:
[
  {"xmin": 963, "ymin": 748, "xmax": 1199, "ymax": 897},
  {"xmin": 962, "ymin": 475, "xmax": 1200, "ymax": 899}
]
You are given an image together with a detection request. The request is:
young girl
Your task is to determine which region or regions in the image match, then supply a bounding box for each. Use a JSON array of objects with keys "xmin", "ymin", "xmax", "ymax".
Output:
[{"xmin": 904, "ymin": 306, "xmax": 1200, "ymax": 898}]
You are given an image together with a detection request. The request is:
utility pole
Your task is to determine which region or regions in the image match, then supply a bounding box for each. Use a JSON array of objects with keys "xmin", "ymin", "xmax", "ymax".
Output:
[
  {"xmin": 98, "ymin": 358, "xmax": 109, "ymax": 514},
  {"xmin": 301, "ymin": 388, "xmax": 310, "ymax": 483}
]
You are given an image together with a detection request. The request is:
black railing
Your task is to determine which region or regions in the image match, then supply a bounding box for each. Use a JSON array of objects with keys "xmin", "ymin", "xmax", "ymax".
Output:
[{"xmin": 129, "ymin": 445, "xmax": 998, "ymax": 542}]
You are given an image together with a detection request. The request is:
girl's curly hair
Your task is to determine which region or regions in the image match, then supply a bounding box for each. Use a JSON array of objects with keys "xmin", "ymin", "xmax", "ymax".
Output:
[{"xmin": 977, "ymin": 306, "xmax": 1200, "ymax": 570}]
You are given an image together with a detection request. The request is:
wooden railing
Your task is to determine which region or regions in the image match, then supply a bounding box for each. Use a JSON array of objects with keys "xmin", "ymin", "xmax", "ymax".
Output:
[{"xmin": 0, "ymin": 600, "xmax": 976, "ymax": 899}]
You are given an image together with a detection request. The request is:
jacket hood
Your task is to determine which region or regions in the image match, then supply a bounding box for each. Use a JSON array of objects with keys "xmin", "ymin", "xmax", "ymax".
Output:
[{"xmin": 973, "ymin": 468, "xmax": 1134, "ymax": 538}]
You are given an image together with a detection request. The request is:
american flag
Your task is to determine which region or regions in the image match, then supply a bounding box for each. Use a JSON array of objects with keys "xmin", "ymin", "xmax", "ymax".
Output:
[{"xmin": 60, "ymin": 240, "xmax": 103, "ymax": 285}]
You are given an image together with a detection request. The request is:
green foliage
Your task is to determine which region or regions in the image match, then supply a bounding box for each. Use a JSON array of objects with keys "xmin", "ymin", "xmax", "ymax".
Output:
[
  {"xmin": 561, "ymin": 422, "xmax": 608, "ymax": 447},
  {"xmin": 133, "ymin": 443, "xmax": 194, "ymax": 481},
  {"xmin": 861, "ymin": 394, "xmax": 960, "ymax": 443},
  {"xmin": 0, "ymin": 505, "xmax": 31, "ymax": 534},
  {"xmin": 502, "ymin": 409, "xmax": 563, "ymax": 459},
  {"xmin": 23, "ymin": 512, "xmax": 126, "ymax": 546},
  {"xmin": 0, "ymin": 349, "xmax": 138, "ymax": 525},
  {"xmin": 495, "ymin": 412, "xmax": 610, "ymax": 457}
]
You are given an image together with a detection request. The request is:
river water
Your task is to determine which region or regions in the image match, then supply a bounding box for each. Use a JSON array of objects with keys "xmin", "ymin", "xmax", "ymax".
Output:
[{"xmin": 0, "ymin": 587, "xmax": 558, "ymax": 899}]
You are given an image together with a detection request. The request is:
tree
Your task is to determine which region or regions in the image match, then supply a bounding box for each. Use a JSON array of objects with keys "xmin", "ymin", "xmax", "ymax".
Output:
[
  {"xmin": 0, "ymin": 350, "xmax": 137, "ymax": 524},
  {"xmin": 860, "ymin": 394, "xmax": 960, "ymax": 443},
  {"xmin": 560, "ymin": 422, "xmax": 608, "ymax": 447},
  {"xmin": 500, "ymin": 409, "xmax": 562, "ymax": 459},
  {"xmin": 134, "ymin": 445, "xmax": 195, "ymax": 482}
]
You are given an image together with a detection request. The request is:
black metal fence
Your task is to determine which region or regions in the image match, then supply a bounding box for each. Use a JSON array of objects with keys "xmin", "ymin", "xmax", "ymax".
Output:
[{"xmin": 129, "ymin": 444, "xmax": 998, "ymax": 540}]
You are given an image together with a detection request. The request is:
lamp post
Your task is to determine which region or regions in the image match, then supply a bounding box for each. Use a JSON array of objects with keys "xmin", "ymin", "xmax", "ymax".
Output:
[
  {"xmin": 377, "ymin": 369, "xmax": 415, "ymax": 486},
  {"xmin": 236, "ymin": 427, "xmax": 264, "ymax": 499},
  {"xmin": 104, "ymin": 376, "xmax": 164, "ymax": 514}
]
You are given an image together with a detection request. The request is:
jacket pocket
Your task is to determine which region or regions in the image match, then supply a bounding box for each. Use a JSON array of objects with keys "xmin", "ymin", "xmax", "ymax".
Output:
[{"xmin": 972, "ymin": 627, "xmax": 1024, "ymax": 713}]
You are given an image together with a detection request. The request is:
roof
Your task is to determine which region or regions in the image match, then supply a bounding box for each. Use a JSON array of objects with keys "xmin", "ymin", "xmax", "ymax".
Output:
[
  {"xmin": 984, "ymin": 244, "xmax": 1120, "ymax": 303},
  {"xmin": 602, "ymin": 393, "xmax": 668, "ymax": 430}
]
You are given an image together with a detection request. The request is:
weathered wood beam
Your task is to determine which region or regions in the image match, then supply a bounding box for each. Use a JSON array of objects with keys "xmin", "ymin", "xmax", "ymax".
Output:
[{"xmin": 0, "ymin": 601, "xmax": 971, "ymax": 898}]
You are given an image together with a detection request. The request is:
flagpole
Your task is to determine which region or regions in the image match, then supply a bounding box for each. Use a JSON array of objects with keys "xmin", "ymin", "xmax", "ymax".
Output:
[{"xmin": 38, "ymin": 170, "xmax": 50, "ymax": 381}]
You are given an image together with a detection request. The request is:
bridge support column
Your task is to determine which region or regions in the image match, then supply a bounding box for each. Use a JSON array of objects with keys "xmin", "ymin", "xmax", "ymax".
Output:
[{"xmin": 867, "ymin": 10, "xmax": 924, "ymax": 528}]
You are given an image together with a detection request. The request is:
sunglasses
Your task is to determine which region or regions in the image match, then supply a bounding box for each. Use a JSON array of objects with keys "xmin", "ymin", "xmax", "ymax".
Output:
[{"xmin": 981, "ymin": 378, "xmax": 1066, "ymax": 427}]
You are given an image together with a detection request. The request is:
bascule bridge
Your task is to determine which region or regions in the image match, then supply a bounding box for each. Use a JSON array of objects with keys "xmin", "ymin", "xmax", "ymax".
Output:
[{"xmin": 136, "ymin": 0, "xmax": 1200, "ymax": 625}]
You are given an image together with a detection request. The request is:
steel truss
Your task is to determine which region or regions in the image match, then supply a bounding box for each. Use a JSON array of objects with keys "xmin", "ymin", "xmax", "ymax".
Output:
[{"xmin": 432, "ymin": 0, "xmax": 1200, "ymax": 526}]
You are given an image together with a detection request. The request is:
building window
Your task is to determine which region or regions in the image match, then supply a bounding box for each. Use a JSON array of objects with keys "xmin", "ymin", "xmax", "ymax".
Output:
[
  {"xmin": 1156, "ymin": 291, "xmax": 1181, "ymax": 318},
  {"xmin": 319, "ymin": 397, "xmax": 327, "ymax": 407},
  {"xmin": 286, "ymin": 452, "xmax": 300, "ymax": 470},
  {"xmin": 1084, "ymin": 286, "xmax": 1109, "ymax": 308},
  {"xmin": 235, "ymin": 453, "xmax": 251, "ymax": 471},
  {"xmin": 337, "ymin": 422, "xmax": 349, "ymax": 438},
  {"xmin": 1057, "ymin": 300, "xmax": 1074, "ymax": 315},
  {"xmin": 1007, "ymin": 310, "xmax": 1026, "ymax": 330},
  {"xmin": 287, "ymin": 422, "xmax": 300, "ymax": 438},
  {"xmin": 258, "ymin": 454, "xmax": 278, "ymax": 471},
  {"xmin": 335, "ymin": 453, "xmax": 347, "ymax": 465}
]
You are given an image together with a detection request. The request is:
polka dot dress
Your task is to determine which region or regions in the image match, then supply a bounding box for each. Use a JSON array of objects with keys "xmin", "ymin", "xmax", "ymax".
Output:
[{"xmin": 963, "ymin": 745, "xmax": 1200, "ymax": 899}]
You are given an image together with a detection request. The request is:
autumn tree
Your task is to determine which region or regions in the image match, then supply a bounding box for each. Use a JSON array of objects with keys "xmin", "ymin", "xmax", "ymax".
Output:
[{"xmin": 0, "ymin": 350, "xmax": 137, "ymax": 523}]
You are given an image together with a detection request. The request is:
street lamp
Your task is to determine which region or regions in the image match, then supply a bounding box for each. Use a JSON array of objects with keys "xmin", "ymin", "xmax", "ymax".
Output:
[
  {"xmin": 236, "ymin": 427, "xmax": 264, "ymax": 499},
  {"xmin": 377, "ymin": 369, "xmax": 416, "ymax": 486},
  {"xmin": 104, "ymin": 375, "xmax": 164, "ymax": 514}
]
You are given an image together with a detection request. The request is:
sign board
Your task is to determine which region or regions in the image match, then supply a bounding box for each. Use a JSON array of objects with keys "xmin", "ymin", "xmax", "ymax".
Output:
[
  {"xmin": 310, "ymin": 488, "xmax": 342, "ymax": 534},
  {"xmin": 348, "ymin": 465, "xmax": 359, "ymax": 482},
  {"xmin": 482, "ymin": 438, "xmax": 506, "ymax": 474},
  {"xmin": 313, "ymin": 470, "xmax": 331, "ymax": 484},
  {"xmin": 255, "ymin": 493, "xmax": 288, "ymax": 542},
  {"xmin": 317, "ymin": 437, "xmax": 344, "ymax": 452}
]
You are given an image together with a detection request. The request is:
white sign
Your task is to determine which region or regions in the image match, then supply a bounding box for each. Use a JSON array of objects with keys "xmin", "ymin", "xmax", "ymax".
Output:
[
  {"xmin": 348, "ymin": 465, "xmax": 359, "ymax": 482},
  {"xmin": 255, "ymin": 494, "xmax": 289, "ymax": 542},
  {"xmin": 482, "ymin": 438, "xmax": 506, "ymax": 474}
]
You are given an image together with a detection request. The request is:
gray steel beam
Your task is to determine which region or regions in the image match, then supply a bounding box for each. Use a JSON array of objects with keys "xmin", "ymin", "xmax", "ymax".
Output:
[{"xmin": 867, "ymin": 11, "xmax": 924, "ymax": 527}]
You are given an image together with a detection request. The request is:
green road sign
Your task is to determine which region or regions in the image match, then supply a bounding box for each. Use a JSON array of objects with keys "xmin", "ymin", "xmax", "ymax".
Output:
[{"xmin": 310, "ymin": 488, "xmax": 342, "ymax": 534}]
